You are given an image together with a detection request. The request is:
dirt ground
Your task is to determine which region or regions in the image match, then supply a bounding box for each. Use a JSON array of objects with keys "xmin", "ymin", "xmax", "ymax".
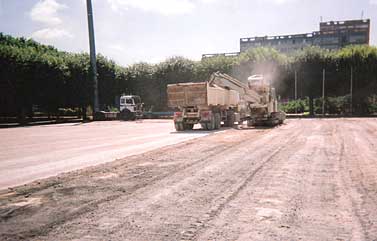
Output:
[
  {"xmin": 0, "ymin": 120, "xmax": 210, "ymax": 189},
  {"xmin": 1, "ymin": 118, "xmax": 377, "ymax": 241}
]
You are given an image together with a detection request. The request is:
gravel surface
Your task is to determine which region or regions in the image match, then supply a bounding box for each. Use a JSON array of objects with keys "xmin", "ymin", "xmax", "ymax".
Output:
[{"xmin": 1, "ymin": 118, "xmax": 377, "ymax": 241}]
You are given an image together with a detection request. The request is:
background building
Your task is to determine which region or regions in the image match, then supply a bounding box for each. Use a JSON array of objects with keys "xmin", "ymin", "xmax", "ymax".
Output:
[
  {"xmin": 318, "ymin": 19, "xmax": 370, "ymax": 49},
  {"xmin": 202, "ymin": 19, "xmax": 370, "ymax": 58}
]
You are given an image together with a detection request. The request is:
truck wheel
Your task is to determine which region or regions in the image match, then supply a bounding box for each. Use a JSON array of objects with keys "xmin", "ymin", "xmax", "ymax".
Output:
[
  {"xmin": 184, "ymin": 123, "xmax": 194, "ymax": 130},
  {"xmin": 214, "ymin": 113, "xmax": 221, "ymax": 129},
  {"xmin": 201, "ymin": 122, "xmax": 213, "ymax": 130},
  {"xmin": 121, "ymin": 109, "xmax": 135, "ymax": 121},
  {"xmin": 225, "ymin": 113, "xmax": 235, "ymax": 127},
  {"xmin": 174, "ymin": 122, "xmax": 184, "ymax": 131},
  {"xmin": 208, "ymin": 115, "xmax": 216, "ymax": 130},
  {"xmin": 247, "ymin": 120, "xmax": 254, "ymax": 127}
]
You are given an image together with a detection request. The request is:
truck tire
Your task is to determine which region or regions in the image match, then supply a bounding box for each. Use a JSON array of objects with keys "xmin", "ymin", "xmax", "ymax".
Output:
[
  {"xmin": 225, "ymin": 112, "xmax": 235, "ymax": 127},
  {"xmin": 174, "ymin": 122, "xmax": 184, "ymax": 131},
  {"xmin": 175, "ymin": 122, "xmax": 193, "ymax": 131},
  {"xmin": 214, "ymin": 113, "xmax": 221, "ymax": 129},
  {"xmin": 270, "ymin": 112, "xmax": 285, "ymax": 126},
  {"xmin": 120, "ymin": 109, "xmax": 135, "ymax": 121},
  {"xmin": 201, "ymin": 123, "xmax": 210, "ymax": 130},
  {"xmin": 204, "ymin": 122, "xmax": 213, "ymax": 130},
  {"xmin": 209, "ymin": 115, "xmax": 216, "ymax": 130},
  {"xmin": 201, "ymin": 117, "xmax": 215, "ymax": 131},
  {"xmin": 247, "ymin": 119, "xmax": 255, "ymax": 127},
  {"xmin": 184, "ymin": 123, "xmax": 194, "ymax": 130}
]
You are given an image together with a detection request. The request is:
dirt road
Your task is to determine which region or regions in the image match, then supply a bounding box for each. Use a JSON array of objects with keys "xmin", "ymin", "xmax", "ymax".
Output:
[
  {"xmin": 1, "ymin": 118, "xmax": 377, "ymax": 240},
  {"xmin": 0, "ymin": 120, "xmax": 211, "ymax": 189}
]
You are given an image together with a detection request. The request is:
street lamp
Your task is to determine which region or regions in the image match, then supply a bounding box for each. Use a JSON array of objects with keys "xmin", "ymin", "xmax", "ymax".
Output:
[
  {"xmin": 322, "ymin": 68, "xmax": 325, "ymax": 116},
  {"xmin": 350, "ymin": 49, "xmax": 354, "ymax": 115},
  {"xmin": 86, "ymin": 0, "xmax": 99, "ymax": 113},
  {"xmin": 294, "ymin": 70, "xmax": 297, "ymax": 114}
]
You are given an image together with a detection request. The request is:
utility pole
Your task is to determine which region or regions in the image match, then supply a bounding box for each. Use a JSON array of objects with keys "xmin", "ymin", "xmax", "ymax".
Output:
[
  {"xmin": 350, "ymin": 48, "xmax": 354, "ymax": 116},
  {"xmin": 322, "ymin": 69, "xmax": 325, "ymax": 116},
  {"xmin": 350, "ymin": 66, "xmax": 353, "ymax": 115},
  {"xmin": 86, "ymin": 0, "xmax": 99, "ymax": 113},
  {"xmin": 295, "ymin": 70, "xmax": 298, "ymax": 114}
]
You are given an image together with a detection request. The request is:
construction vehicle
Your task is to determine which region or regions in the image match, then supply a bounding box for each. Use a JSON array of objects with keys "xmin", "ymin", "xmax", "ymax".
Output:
[
  {"xmin": 119, "ymin": 95, "xmax": 143, "ymax": 120},
  {"xmin": 167, "ymin": 72, "xmax": 285, "ymax": 131}
]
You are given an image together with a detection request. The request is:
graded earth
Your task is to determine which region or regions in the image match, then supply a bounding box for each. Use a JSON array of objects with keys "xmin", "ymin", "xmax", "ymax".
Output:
[{"xmin": 1, "ymin": 118, "xmax": 377, "ymax": 241}]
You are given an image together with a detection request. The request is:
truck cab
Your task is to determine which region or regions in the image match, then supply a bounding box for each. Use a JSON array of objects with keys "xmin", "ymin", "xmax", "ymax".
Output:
[{"xmin": 119, "ymin": 95, "xmax": 143, "ymax": 120}]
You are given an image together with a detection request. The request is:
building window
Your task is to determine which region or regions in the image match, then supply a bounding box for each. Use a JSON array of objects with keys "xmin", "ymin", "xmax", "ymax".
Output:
[
  {"xmin": 341, "ymin": 36, "xmax": 347, "ymax": 44},
  {"xmin": 349, "ymin": 35, "xmax": 366, "ymax": 43}
]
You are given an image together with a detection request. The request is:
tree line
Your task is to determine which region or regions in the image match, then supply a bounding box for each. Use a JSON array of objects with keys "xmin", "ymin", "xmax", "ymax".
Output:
[{"xmin": 1, "ymin": 32, "xmax": 377, "ymax": 121}]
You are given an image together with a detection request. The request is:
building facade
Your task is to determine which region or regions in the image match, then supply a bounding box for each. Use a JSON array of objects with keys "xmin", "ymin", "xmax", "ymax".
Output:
[
  {"xmin": 318, "ymin": 19, "xmax": 370, "ymax": 49},
  {"xmin": 202, "ymin": 19, "xmax": 370, "ymax": 59}
]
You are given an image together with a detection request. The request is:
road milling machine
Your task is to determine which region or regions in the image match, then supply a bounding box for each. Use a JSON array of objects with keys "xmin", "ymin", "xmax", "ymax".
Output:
[{"xmin": 167, "ymin": 72, "xmax": 285, "ymax": 131}]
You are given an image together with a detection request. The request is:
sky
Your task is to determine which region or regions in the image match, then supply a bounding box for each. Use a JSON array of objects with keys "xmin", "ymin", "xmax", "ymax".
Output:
[{"xmin": 0, "ymin": 0, "xmax": 376, "ymax": 66}]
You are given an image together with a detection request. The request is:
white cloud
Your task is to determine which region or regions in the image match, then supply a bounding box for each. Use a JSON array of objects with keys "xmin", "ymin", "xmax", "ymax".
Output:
[
  {"xmin": 106, "ymin": 44, "xmax": 128, "ymax": 53},
  {"xmin": 263, "ymin": 0, "xmax": 297, "ymax": 4},
  {"xmin": 30, "ymin": 0, "xmax": 73, "ymax": 41},
  {"xmin": 370, "ymin": 0, "xmax": 377, "ymax": 5},
  {"xmin": 0, "ymin": 1, "xmax": 3, "ymax": 16},
  {"xmin": 30, "ymin": 0, "xmax": 67, "ymax": 25},
  {"xmin": 31, "ymin": 28, "xmax": 74, "ymax": 40},
  {"xmin": 107, "ymin": 0, "xmax": 196, "ymax": 15},
  {"xmin": 200, "ymin": 0, "xmax": 218, "ymax": 3}
]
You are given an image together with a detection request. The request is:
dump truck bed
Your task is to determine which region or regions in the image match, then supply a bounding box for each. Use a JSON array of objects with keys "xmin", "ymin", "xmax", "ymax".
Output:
[{"xmin": 167, "ymin": 82, "xmax": 239, "ymax": 108}]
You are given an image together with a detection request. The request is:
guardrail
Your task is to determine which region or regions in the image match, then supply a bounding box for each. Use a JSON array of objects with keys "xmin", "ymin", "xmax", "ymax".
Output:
[{"xmin": 143, "ymin": 112, "xmax": 174, "ymax": 119}]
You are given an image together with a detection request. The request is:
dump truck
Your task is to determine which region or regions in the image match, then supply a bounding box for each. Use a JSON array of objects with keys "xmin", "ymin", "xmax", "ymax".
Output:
[{"xmin": 167, "ymin": 72, "xmax": 285, "ymax": 131}]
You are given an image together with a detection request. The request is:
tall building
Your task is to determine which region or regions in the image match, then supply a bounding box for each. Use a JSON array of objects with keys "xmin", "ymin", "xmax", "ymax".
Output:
[
  {"xmin": 202, "ymin": 19, "xmax": 371, "ymax": 59},
  {"xmin": 318, "ymin": 19, "xmax": 370, "ymax": 49}
]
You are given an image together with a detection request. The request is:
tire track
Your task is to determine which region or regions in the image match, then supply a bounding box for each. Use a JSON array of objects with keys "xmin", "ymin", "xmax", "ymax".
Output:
[
  {"xmin": 196, "ymin": 119, "xmax": 365, "ymax": 241},
  {"xmin": 335, "ymin": 121, "xmax": 377, "ymax": 241},
  {"xmin": 0, "ymin": 129, "xmax": 271, "ymax": 240},
  {"xmin": 35, "ymin": 123, "xmax": 302, "ymax": 241},
  {"xmin": 180, "ymin": 124, "xmax": 306, "ymax": 240}
]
